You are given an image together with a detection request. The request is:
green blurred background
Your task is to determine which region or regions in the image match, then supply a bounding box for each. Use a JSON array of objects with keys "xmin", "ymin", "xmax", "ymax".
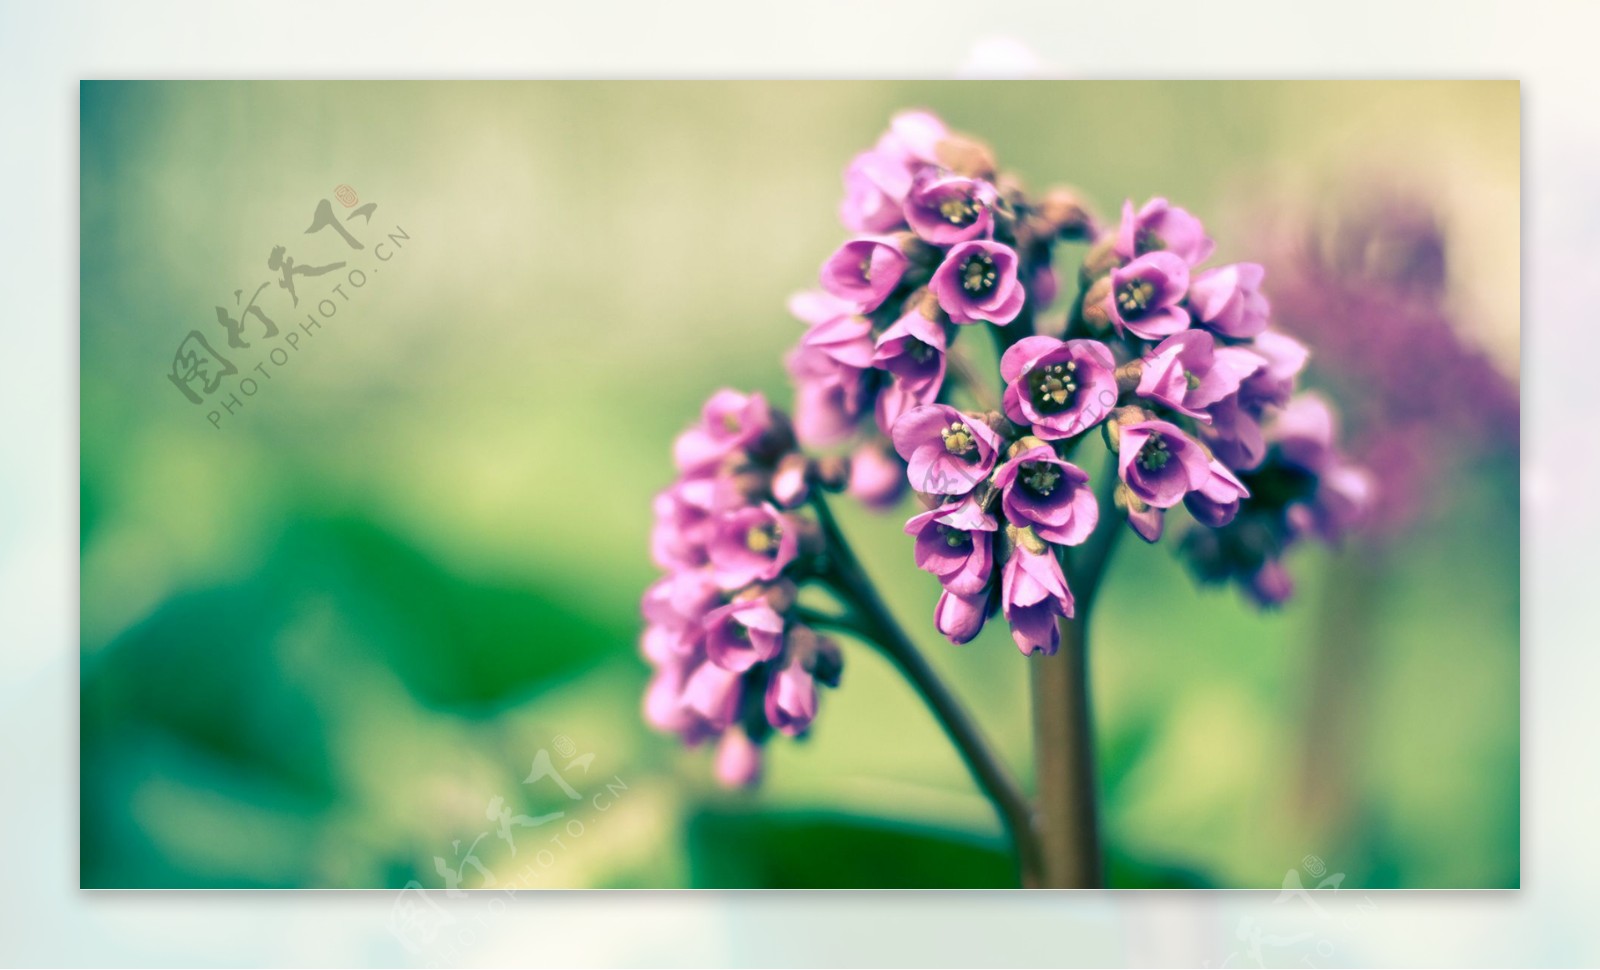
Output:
[{"xmin": 80, "ymin": 81, "xmax": 1518, "ymax": 889}]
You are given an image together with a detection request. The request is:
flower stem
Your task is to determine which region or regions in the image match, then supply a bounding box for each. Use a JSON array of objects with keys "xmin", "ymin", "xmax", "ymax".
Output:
[
  {"xmin": 809, "ymin": 492, "xmax": 1043, "ymax": 888},
  {"xmin": 1031, "ymin": 470, "xmax": 1124, "ymax": 887}
]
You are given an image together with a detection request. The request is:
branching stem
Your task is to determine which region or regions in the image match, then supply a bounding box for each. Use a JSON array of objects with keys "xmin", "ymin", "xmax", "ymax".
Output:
[{"xmin": 808, "ymin": 491, "xmax": 1043, "ymax": 888}]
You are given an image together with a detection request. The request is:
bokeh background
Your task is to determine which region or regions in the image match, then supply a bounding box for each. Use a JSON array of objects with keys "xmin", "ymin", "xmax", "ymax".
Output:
[{"xmin": 80, "ymin": 81, "xmax": 1518, "ymax": 889}]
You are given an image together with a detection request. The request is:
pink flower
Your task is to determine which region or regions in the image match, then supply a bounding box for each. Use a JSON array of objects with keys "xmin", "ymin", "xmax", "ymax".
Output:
[
  {"xmin": 929, "ymin": 240, "xmax": 1026, "ymax": 325},
  {"xmin": 836, "ymin": 111, "xmax": 951, "ymax": 233},
  {"xmin": 1114, "ymin": 197, "xmax": 1215, "ymax": 266},
  {"xmin": 1246, "ymin": 560, "xmax": 1294, "ymax": 608},
  {"xmin": 878, "ymin": 110, "xmax": 949, "ymax": 167},
  {"xmin": 847, "ymin": 441, "xmax": 908, "ymax": 510},
  {"xmin": 650, "ymin": 479, "xmax": 718, "ymax": 570},
  {"xmin": 714, "ymin": 728, "xmax": 763, "ymax": 788},
  {"xmin": 641, "ymin": 568, "xmax": 720, "ymax": 643},
  {"xmin": 904, "ymin": 495, "xmax": 998, "ymax": 596},
  {"xmin": 1116, "ymin": 419, "xmax": 1210, "ymax": 509},
  {"xmin": 1000, "ymin": 336, "xmax": 1119, "ymax": 440},
  {"xmin": 704, "ymin": 598, "xmax": 786, "ymax": 673},
  {"xmin": 673, "ymin": 389, "xmax": 774, "ymax": 475},
  {"xmin": 681, "ymin": 660, "xmax": 744, "ymax": 732},
  {"xmin": 1184, "ymin": 459, "xmax": 1251, "ymax": 528},
  {"xmin": 821, "ymin": 236, "xmax": 909, "ymax": 313},
  {"xmin": 644, "ymin": 661, "xmax": 708, "ymax": 741},
  {"xmin": 1107, "ymin": 252, "xmax": 1191, "ymax": 341},
  {"xmin": 905, "ymin": 172, "xmax": 997, "ymax": 245},
  {"xmin": 794, "ymin": 301, "xmax": 876, "ymax": 372},
  {"xmin": 992, "ymin": 446, "xmax": 1098, "ymax": 546},
  {"xmin": 1239, "ymin": 331, "xmax": 1310, "ymax": 411},
  {"xmin": 787, "ymin": 345, "xmax": 867, "ymax": 448},
  {"xmin": 1189, "ymin": 263, "xmax": 1271, "ymax": 338},
  {"xmin": 1202, "ymin": 393, "xmax": 1267, "ymax": 472},
  {"xmin": 840, "ymin": 149, "xmax": 914, "ymax": 234},
  {"xmin": 765, "ymin": 657, "xmax": 818, "ymax": 736},
  {"xmin": 891, "ymin": 404, "xmax": 1002, "ymax": 496},
  {"xmin": 935, "ymin": 588, "xmax": 990, "ymax": 644},
  {"xmin": 1136, "ymin": 330, "xmax": 1264, "ymax": 421},
  {"xmin": 873, "ymin": 304, "xmax": 948, "ymax": 434},
  {"xmin": 1127, "ymin": 505, "xmax": 1165, "ymax": 543},
  {"xmin": 707, "ymin": 504, "xmax": 799, "ymax": 590},
  {"xmin": 1001, "ymin": 545, "xmax": 1074, "ymax": 656}
]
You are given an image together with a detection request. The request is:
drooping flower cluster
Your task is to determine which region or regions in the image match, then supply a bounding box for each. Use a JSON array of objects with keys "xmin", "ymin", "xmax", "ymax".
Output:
[
  {"xmin": 791, "ymin": 113, "xmax": 1369, "ymax": 646},
  {"xmin": 644, "ymin": 112, "xmax": 1376, "ymax": 784},
  {"xmin": 643, "ymin": 390, "xmax": 844, "ymax": 787}
]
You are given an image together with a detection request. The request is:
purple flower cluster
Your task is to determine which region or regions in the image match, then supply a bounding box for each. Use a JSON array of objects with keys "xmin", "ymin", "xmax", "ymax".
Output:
[
  {"xmin": 786, "ymin": 112, "xmax": 1095, "ymax": 514},
  {"xmin": 643, "ymin": 390, "xmax": 844, "ymax": 787},
  {"xmin": 644, "ymin": 112, "xmax": 1378, "ymax": 784},
  {"xmin": 794, "ymin": 114, "xmax": 1368, "ymax": 645}
]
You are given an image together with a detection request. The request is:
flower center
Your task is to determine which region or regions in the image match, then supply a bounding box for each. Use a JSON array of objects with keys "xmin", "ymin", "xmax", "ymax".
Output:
[
  {"xmin": 1136, "ymin": 433, "xmax": 1171, "ymax": 472},
  {"xmin": 1021, "ymin": 460, "xmax": 1061, "ymax": 497},
  {"xmin": 721, "ymin": 412, "xmax": 742, "ymax": 433},
  {"xmin": 940, "ymin": 422, "xmax": 978, "ymax": 457},
  {"xmin": 858, "ymin": 256, "xmax": 873, "ymax": 281},
  {"xmin": 961, "ymin": 252, "xmax": 998, "ymax": 295},
  {"xmin": 939, "ymin": 194, "xmax": 979, "ymax": 227},
  {"xmin": 1116, "ymin": 278, "xmax": 1156, "ymax": 316},
  {"xmin": 1135, "ymin": 228, "xmax": 1165, "ymax": 254},
  {"xmin": 1184, "ymin": 370, "xmax": 1201, "ymax": 391},
  {"xmin": 936, "ymin": 523, "xmax": 970, "ymax": 548},
  {"xmin": 908, "ymin": 339, "xmax": 937, "ymax": 364},
  {"xmin": 745, "ymin": 522, "xmax": 781, "ymax": 553},
  {"xmin": 730, "ymin": 620, "xmax": 750, "ymax": 641},
  {"xmin": 1028, "ymin": 360, "xmax": 1078, "ymax": 413}
]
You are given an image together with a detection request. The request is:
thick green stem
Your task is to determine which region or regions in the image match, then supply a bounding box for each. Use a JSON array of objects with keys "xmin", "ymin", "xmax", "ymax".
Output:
[
  {"xmin": 1031, "ymin": 469, "xmax": 1124, "ymax": 887},
  {"xmin": 1030, "ymin": 614, "xmax": 1100, "ymax": 887},
  {"xmin": 809, "ymin": 492, "xmax": 1043, "ymax": 888}
]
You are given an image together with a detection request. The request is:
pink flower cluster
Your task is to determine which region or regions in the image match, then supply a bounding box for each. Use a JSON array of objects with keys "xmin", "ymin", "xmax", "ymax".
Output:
[
  {"xmin": 643, "ymin": 390, "xmax": 843, "ymax": 787},
  {"xmin": 644, "ymin": 112, "xmax": 1377, "ymax": 784},
  {"xmin": 784, "ymin": 111, "xmax": 1094, "ymax": 514},
  {"xmin": 795, "ymin": 113, "xmax": 1368, "ymax": 647}
]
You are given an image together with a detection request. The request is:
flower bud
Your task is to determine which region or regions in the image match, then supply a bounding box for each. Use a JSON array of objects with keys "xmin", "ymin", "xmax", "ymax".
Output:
[
  {"xmin": 1127, "ymin": 504, "xmax": 1164, "ymax": 543},
  {"xmin": 1006, "ymin": 434, "xmax": 1050, "ymax": 460},
  {"xmin": 812, "ymin": 648, "xmax": 843, "ymax": 689},
  {"xmin": 757, "ymin": 578, "xmax": 799, "ymax": 613},
  {"xmin": 981, "ymin": 410, "xmax": 1020, "ymax": 442},
  {"xmin": 1114, "ymin": 359, "xmax": 1144, "ymax": 393},
  {"xmin": 1005, "ymin": 522, "xmax": 1049, "ymax": 556},
  {"xmin": 749, "ymin": 410, "xmax": 796, "ymax": 464},
  {"xmin": 1247, "ymin": 559, "xmax": 1294, "ymax": 608},
  {"xmin": 908, "ymin": 286, "xmax": 945, "ymax": 322},
  {"xmin": 1040, "ymin": 187, "xmax": 1095, "ymax": 241},
  {"xmin": 814, "ymin": 454, "xmax": 849, "ymax": 490},
  {"xmin": 1101, "ymin": 405, "xmax": 1149, "ymax": 452},
  {"xmin": 1113, "ymin": 480, "xmax": 1148, "ymax": 514},
  {"xmin": 793, "ymin": 627, "xmax": 843, "ymax": 688},
  {"xmin": 1080, "ymin": 276, "xmax": 1113, "ymax": 333},
  {"xmin": 847, "ymin": 441, "xmax": 906, "ymax": 510},
  {"xmin": 934, "ymin": 134, "xmax": 997, "ymax": 180},
  {"xmin": 726, "ymin": 464, "xmax": 772, "ymax": 504},
  {"xmin": 1080, "ymin": 236, "xmax": 1125, "ymax": 284}
]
